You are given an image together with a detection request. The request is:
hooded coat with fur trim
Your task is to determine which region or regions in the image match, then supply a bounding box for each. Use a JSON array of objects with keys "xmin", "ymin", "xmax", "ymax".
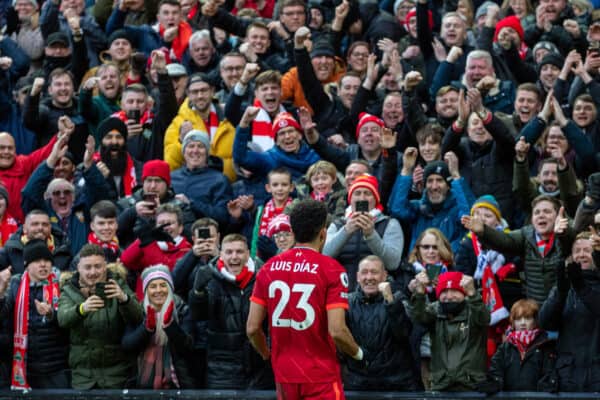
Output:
[{"xmin": 57, "ymin": 263, "xmax": 143, "ymax": 389}]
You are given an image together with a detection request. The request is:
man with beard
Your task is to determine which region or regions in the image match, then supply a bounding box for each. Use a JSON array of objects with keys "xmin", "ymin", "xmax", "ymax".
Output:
[
  {"xmin": 78, "ymin": 63, "xmax": 121, "ymax": 139},
  {"xmin": 389, "ymin": 154, "xmax": 474, "ymax": 253},
  {"xmin": 93, "ymin": 116, "xmax": 142, "ymax": 202},
  {"xmin": 23, "ymin": 68, "xmax": 88, "ymax": 159},
  {"xmin": 21, "ymin": 132, "xmax": 108, "ymax": 255},
  {"xmin": 513, "ymin": 136, "xmax": 584, "ymax": 218},
  {"xmin": 409, "ymin": 270, "xmax": 489, "ymax": 391},
  {"xmin": 164, "ymin": 73, "xmax": 236, "ymax": 181}
]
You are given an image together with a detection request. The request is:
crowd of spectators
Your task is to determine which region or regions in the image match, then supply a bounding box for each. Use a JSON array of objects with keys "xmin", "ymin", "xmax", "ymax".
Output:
[{"xmin": 0, "ymin": 0, "xmax": 599, "ymax": 393}]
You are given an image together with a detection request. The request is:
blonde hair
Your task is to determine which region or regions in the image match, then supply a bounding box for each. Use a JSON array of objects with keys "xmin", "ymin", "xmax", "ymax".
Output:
[
  {"xmin": 408, "ymin": 228, "xmax": 454, "ymax": 265},
  {"xmin": 306, "ymin": 160, "xmax": 337, "ymax": 182}
]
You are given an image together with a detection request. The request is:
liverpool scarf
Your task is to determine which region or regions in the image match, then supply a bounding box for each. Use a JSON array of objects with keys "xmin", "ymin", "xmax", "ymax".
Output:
[
  {"xmin": 93, "ymin": 151, "xmax": 137, "ymax": 196},
  {"xmin": 505, "ymin": 328, "xmax": 540, "ymax": 360},
  {"xmin": 216, "ymin": 257, "xmax": 255, "ymax": 289},
  {"xmin": 158, "ymin": 21, "xmax": 193, "ymax": 61},
  {"xmin": 259, "ymin": 198, "xmax": 292, "ymax": 236},
  {"xmin": 251, "ymin": 99, "xmax": 285, "ymax": 151},
  {"xmin": 12, "ymin": 270, "xmax": 60, "ymax": 390}
]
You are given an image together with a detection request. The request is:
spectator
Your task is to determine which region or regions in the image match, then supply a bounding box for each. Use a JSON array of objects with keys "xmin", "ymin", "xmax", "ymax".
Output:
[
  {"xmin": 0, "ymin": 209, "xmax": 72, "ymax": 273},
  {"xmin": 215, "ymin": 52, "xmax": 248, "ymax": 107},
  {"xmin": 165, "ymin": 73, "xmax": 236, "ymax": 180},
  {"xmin": 87, "ymin": 201, "xmax": 121, "ymax": 263},
  {"xmin": 182, "ymin": 29, "xmax": 220, "ymax": 77},
  {"xmin": 189, "ymin": 234, "xmax": 273, "ymax": 389},
  {"xmin": 233, "ymin": 107, "xmax": 320, "ymax": 181},
  {"xmin": 0, "ymin": 186, "xmax": 18, "ymax": 249},
  {"xmin": 7, "ymin": 0, "xmax": 44, "ymax": 73},
  {"xmin": 57, "ymin": 244, "xmax": 142, "ymax": 389},
  {"xmin": 171, "ymin": 130, "xmax": 232, "ymax": 227},
  {"xmin": 478, "ymin": 299, "xmax": 557, "ymax": 394},
  {"xmin": 121, "ymin": 265, "xmax": 195, "ymax": 388},
  {"xmin": 117, "ymin": 159, "xmax": 195, "ymax": 247},
  {"xmin": 121, "ymin": 203, "xmax": 191, "ymax": 300},
  {"xmin": 342, "ymin": 255, "xmax": 417, "ymax": 391},
  {"xmin": 462, "ymin": 195, "xmax": 573, "ymax": 303},
  {"xmin": 0, "ymin": 240, "xmax": 69, "ymax": 389},
  {"xmin": 409, "ymin": 270, "xmax": 490, "ymax": 391},
  {"xmin": 295, "ymin": 160, "xmax": 346, "ymax": 218},
  {"xmin": 324, "ymin": 174, "xmax": 404, "ymax": 290},
  {"xmin": 389, "ymin": 153, "xmax": 474, "ymax": 253},
  {"xmin": 539, "ymin": 232, "xmax": 600, "ymax": 391}
]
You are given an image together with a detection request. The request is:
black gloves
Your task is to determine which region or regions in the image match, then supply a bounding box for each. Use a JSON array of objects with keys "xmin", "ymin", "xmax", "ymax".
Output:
[
  {"xmin": 476, "ymin": 378, "xmax": 502, "ymax": 395},
  {"xmin": 556, "ymin": 262, "xmax": 569, "ymax": 295},
  {"xmin": 257, "ymin": 235, "xmax": 278, "ymax": 261},
  {"xmin": 587, "ymin": 172, "xmax": 600, "ymax": 202},
  {"xmin": 139, "ymin": 224, "xmax": 174, "ymax": 247},
  {"xmin": 567, "ymin": 261, "xmax": 585, "ymax": 292},
  {"xmin": 193, "ymin": 265, "xmax": 213, "ymax": 294}
]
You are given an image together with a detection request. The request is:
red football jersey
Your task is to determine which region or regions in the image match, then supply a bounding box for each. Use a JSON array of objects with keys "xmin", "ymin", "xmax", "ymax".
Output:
[{"xmin": 251, "ymin": 246, "xmax": 349, "ymax": 383}]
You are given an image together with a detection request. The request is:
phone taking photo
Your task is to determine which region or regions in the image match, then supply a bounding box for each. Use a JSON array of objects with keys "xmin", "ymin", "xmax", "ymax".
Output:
[
  {"xmin": 426, "ymin": 264, "xmax": 443, "ymax": 282},
  {"xmin": 127, "ymin": 109, "xmax": 141, "ymax": 123},
  {"xmin": 196, "ymin": 227, "xmax": 211, "ymax": 239},
  {"xmin": 95, "ymin": 282, "xmax": 107, "ymax": 300},
  {"xmin": 355, "ymin": 200, "xmax": 369, "ymax": 213}
]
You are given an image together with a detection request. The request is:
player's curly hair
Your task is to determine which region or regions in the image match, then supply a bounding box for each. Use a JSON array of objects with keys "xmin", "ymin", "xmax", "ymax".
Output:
[{"xmin": 289, "ymin": 199, "xmax": 327, "ymax": 243}]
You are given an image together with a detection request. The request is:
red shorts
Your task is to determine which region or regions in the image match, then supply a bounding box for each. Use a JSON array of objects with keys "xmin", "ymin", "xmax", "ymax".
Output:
[{"xmin": 276, "ymin": 380, "xmax": 345, "ymax": 400}]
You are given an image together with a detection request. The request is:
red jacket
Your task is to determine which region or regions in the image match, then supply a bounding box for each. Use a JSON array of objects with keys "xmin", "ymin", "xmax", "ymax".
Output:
[
  {"xmin": 121, "ymin": 237, "xmax": 191, "ymax": 300},
  {"xmin": 0, "ymin": 136, "xmax": 57, "ymax": 223}
]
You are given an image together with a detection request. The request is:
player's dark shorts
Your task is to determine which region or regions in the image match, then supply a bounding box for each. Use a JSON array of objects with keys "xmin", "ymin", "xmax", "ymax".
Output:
[{"xmin": 276, "ymin": 380, "xmax": 345, "ymax": 400}]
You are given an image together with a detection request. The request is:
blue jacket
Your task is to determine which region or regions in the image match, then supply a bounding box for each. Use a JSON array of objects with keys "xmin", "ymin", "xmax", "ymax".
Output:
[
  {"xmin": 171, "ymin": 166, "xmax": 232, "ymax": 227},
  {"xmin": 233, "ymin": 126, "xmax": 320, "ymax": 181},
  {"xmin": 106, "ymin": 9, "xmax": 164, "ymax": 57},
  {"xmin": 388, "ymin": 175, "xmax": 474, "ymax": 253}
]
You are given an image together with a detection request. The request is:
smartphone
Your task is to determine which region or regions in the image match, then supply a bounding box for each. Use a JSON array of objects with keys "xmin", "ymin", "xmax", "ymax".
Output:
[
  {"xmin": 127, "ymin": 109, "xmax": 141, "ymax": 123},
  {"xmin": 196, "ymin": 227, "xmax": 211, "ymax": 239},
  {"xmin": 95, "ymin": 282, "xmax": 106, "ymax": 300},
  {"xmin": 355, "ymin": 200, "xmax": 369, "ymax": 213},
  {"xmin": 426, "ymin": 264, "xmax": 443, "ymax": 282}
]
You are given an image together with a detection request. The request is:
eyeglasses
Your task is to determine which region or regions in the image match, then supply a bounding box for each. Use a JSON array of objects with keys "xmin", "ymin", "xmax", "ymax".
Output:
[
  {"xmin": 273, "ymin": 231, "xmax": 292, "ymax": 240},
  {"xmin": 51, "ymin": 189, "xmax": 74, "ymax": 197},
  {"xmin": 419, "ymin": 244, "xmax": 438, "ymax": 250}
]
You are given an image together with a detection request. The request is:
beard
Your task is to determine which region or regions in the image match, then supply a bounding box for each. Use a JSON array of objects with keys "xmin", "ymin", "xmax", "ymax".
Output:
[
  {"xmin": 100, "ymin": 144, "xmax": 128, "ymax": 176},
  {"xmin": 44, "ymin": 55, "xmax": 70, "ymax": 71}
]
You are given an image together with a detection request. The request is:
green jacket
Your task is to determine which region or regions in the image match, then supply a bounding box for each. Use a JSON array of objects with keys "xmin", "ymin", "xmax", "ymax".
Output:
[
  {"xmin": 412, "ymin": 293, "xmax": 489, "ymax": 391},
  {"xmin": 57, "ymin": 263, "xmax": 143, "ymax": 389},
  {"xmin": 479, "ymin": 224, "xmax": 572, "ymax": 303}
]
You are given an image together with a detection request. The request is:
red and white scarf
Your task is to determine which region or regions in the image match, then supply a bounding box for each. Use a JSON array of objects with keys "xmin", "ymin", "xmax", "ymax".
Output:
[
  {"xmin": 158, "ymin": 21, "xmax": 193, "ymax": 61},
  {"xmin": 12, "ymin": 270, "xmax": 60, "ymax": 390},
  {"xmin": 471, "ymin": 233, "xmax": 510, "ymax": 326},
  {"xmin": 88, "ymin": 232, "xmax": 120, "ymax": 254},
  {"xmin": 251, "ymin": 99, "xmax": 285, "ymax": 151},
  {"xmin": 216, "ymin": 257, "xmax": 255, "ymax": 289},
  {"xmin": 259, "ymin": 198, "xmax": 292, "ymax": 236},
  {"xmin": 112, "ymin": 109, "xmax": 154, "ymax": 127},
  {"xmin": 535, "ymin": 232, "xmax": 555, "ymax": 258},
  {"xmin": 93, "ymin": 151, "xmax": 137, "ymax": 196},
  {"xmin": 204, "ymin": 103, "xmax": 219, "ymax": 144},
  {"xmin": 505, "ymin": 328, "xmax": 540, "ymax": 360}
]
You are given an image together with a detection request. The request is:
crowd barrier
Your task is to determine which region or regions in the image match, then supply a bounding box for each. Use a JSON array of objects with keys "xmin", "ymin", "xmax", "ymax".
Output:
[{"xmin": 1, "ymin": 389, "xmax": 599, "ymax": 400}]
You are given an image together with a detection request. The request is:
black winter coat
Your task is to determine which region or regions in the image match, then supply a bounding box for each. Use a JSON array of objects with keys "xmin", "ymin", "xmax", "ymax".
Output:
[
  {"xmin": 342, "ymin": 288, "xmax": 417, "ymax": 391},
  {"xmin": 487, "ymin": 331, "xmax": 557, "ymax": 391},
  {"xmin": 121, "ymin": 296, "xmax": 195, "ymax": 389},
  {"xmin": 188, "ymin": 263, "xmax": 273, "ymax": 389},
  {"xmin": 0, "ymin": 227, "xmax": 72, "ymax": 274},
  {"xmin": 0, "ymin": 273, "xmax": 70, "ymax": 379},
  {"xmin": 539, "ymin": 270, "xmax": 600, "ymax": 392}
]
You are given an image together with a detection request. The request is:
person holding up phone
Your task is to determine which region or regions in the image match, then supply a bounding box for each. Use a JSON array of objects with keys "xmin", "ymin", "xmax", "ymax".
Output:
[{"xmin": 322, "ymin": 174, "xmax": 404, "ymax": 291}]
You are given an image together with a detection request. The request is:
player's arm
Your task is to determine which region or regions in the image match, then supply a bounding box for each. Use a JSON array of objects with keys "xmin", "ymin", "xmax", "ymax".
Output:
[
  {"xmin": 246, "ymin": 301, "xmax": 270, "ymax": 360},
  {"xmin": 327, "ymin": 307, "xmax": 363, "ymax": 360}
]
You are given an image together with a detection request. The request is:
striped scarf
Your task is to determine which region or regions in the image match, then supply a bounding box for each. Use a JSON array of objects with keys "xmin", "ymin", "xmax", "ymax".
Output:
[
  {"xmin": 12, "ymin": 270, "xmax": 60, "ymax": 390},
  {"xmin": 259, "ymin": 198, "xmax": 292, "ymax": 236},
  {"xmin": 251, "ymin": 99, "xmax": 285, "ymax": 151},
  {"xmin": 535, "ymin": 232, "xmax": 555, "ymax": 258},
  {"xmin": 204, "ymin": 103, "xmax": 219, "ymax": 144},
  {"xmin": 505, "ymin": 328, "xmax": 540, "ymax": 360}
]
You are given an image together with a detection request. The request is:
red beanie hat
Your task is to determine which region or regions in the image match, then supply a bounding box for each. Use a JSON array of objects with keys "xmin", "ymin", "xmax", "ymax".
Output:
[
  {"xmin": 405, "ymin": 8, "xmax": 433, "ymax": 32},
  {"xmin": 356, "ymin": 112, "xmax": 384, "ymax": 139},
  {"xmin": 267, "ymin": 213, "xmax": 292, "ymax": 238},
  {"xmin": 347, "ymin": 174, "xmax": 381, "ymax": 205},
  {"xmin": 436, "ymin": 271, "xmax": 465, "ymax": 299},
  {"xmin": 493, "ymin": 16, "xmax": 524, "ymax": 43},
  {"xmin": 142, "ymin": 160, "xmax": 171, "ymax": 187},
  {"xmin": 272, "ymin": 112, "xmax": 301, "ymax": 137}
]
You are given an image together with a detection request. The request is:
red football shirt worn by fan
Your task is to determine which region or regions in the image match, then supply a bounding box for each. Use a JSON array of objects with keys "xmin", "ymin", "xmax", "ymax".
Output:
[{"xmin": 250, "ymin": 246, "xmax": 350, "ymax": 383}]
